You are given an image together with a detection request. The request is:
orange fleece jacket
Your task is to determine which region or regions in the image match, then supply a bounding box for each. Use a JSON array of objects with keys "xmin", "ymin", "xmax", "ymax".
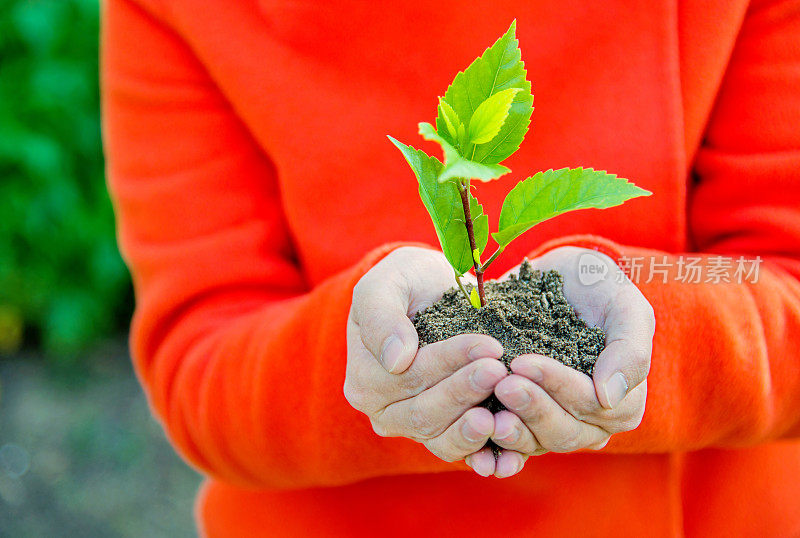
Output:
[{"xmin": 102, "ymin": 0, "xmax": 800, "ymax": 536}]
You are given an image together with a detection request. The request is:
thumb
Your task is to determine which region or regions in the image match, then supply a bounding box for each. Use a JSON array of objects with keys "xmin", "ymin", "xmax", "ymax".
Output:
[{"xmin": 351, "ymin": 272, "xmax": 419, "ymax": 374}]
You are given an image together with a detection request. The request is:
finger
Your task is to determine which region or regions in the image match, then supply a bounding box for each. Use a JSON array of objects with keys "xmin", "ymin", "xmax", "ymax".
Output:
[
  {"xmin": 511, "ymin": 354, "xmax": 646, "ymax": 433},
  {"xmin": 495, "ymin": 375, "xmax": 609, "ymax": 453},
  {"xmin": 380, "ymin": 358, "xmax": 507, "ymax": 439},
  {"xmin": 465, "ymin": 446, "xmax": 496, "ymax": 477},
  {"xmin": 593, "ymin": 285, "xmax": 655, "ymax": 409},
  {"xmin": 351, "ymin": 270, "xmax": 419, "ymax": 373},
  {"xmin": 494, "ymin": 450, "xmax": 527, "ymax": 478},
  {"xmin": 345, "ymin": 326, "xmax": 503, "ymax": 412},
  {"xmin": 424, "ymin": 407, "xmax": 494, "ymax": 463},
  {"xmin": 490, "ymin": 410, "xmax": 542, "ymax": 454},
  {"xmin": 404, "ymin": 333, "xmax": 503, "ymax": 393}
]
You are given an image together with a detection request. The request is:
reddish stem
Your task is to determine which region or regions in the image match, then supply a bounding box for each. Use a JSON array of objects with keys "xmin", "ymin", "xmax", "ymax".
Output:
[{"xmin": 458, "ymin": 182, "xmax": 486, "ymax": 307}]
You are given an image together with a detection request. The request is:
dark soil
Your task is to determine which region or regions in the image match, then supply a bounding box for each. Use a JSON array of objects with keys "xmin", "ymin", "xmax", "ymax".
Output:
[{"xmin": 413, "ymin": 260, "xmax": 605, "ymax": 414}]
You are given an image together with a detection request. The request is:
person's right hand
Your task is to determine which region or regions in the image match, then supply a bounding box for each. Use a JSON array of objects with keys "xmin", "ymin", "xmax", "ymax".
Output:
[{"xmin": 345, "ymin": 246, "xmax": 510, "ymax": 477}]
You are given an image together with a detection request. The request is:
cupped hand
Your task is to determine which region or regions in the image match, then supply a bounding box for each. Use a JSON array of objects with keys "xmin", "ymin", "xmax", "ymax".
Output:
[
  {"xmin": 490, "ymin": 246, "xmax": 655, "ymax": 474},
  {"xmin": 345, "ymin": 247, "xmax": 509, "ymax": 476}
]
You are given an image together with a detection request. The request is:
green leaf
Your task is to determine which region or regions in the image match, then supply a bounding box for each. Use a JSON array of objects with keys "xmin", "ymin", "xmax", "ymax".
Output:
[
  {"xmin": 492, "ymin": 167, "xmax": 652, "ymax": 246},
  {"xmin": 468, "ymin": 88, "xmax": 521, "ymax": 145},
  {"xmin": 388, "ymin": 136, "xmax": 489, "ymax": 274},
  {"xmin": 418, "ymin": 122, "xmax": 460, "ymax": 163},
  {"xmin": 418, "ymin": 122, "xmax": 510, "ymax": 183},
  {"xmin": 456, "ymin": 122, "xmax": 467, "ymax": 148},
  {"xmin": 469, "ymin": 287, "xmax": 481, "ymax": 309},
  {"xmin": 439, "ymin": 159, "xmax": 510, "ymax": 184},
  {"xmin": 440, "ymin": 20, "xmax": 533, "ymax": 164},
  {"xmin": 437, "ymin": 98, "xmax": 462, "ymax": 142}
]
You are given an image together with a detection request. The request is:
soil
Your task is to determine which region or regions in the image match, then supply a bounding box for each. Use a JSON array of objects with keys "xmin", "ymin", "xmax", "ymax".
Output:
[{"xmin": 413, "ymin": 260, "xmax": 605, "ymax": 414}]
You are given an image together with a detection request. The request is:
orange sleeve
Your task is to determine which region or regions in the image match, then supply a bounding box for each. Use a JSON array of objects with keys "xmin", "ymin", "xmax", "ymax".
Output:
[
  {"xmin": 102, "ymin": 0, "xmax": 454, "ymax": 489},
  {"xmin": 530, "ymin": 0, "xmax": 800, "ymax": 452}
]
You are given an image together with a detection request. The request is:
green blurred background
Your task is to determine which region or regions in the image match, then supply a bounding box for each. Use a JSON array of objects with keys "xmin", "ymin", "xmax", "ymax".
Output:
[
  {"xmin": 0, "ymin": 0, "xmax": 129, "ymax": 359},
  {"xmin": 0, "ymin": 0, "xmax": 201, "ymax": 535}
]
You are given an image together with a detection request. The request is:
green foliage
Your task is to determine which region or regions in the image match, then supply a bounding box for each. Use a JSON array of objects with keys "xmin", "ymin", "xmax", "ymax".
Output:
[
  {"xmin": 469, "ymin": 287, "xmax": 481, "ymax": 309},
  {"xmin": 437, "ymin": 98, "xmax": 462, "ymax": 141},
  {"xmin": 493, "ymin": 168, "xmax": 652, "ymax": 246},
  {"xmin": 436, "ymin": 20, "xmax": 533, "ymax": 164},
  {"xmin": 0, "ymin": 0, "xmax": 132, "ymax": 361},
  {"xmin": 417, "ymin": 122, "xmax": 510, "ymax": 184},
  {"xmin": 389, "ymin": 21, "xmax": 651, "ymax": 302},
  {"xmin": 467, "ymin": 87, "xmax": 521, "ymax": 145},
  {"xmin": 388, "ymin": 137, "xmax": 488, "ymax": 275}
]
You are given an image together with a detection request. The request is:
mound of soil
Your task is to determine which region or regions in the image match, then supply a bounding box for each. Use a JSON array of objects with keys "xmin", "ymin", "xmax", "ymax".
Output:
[{"xmin": 413, "ymin": 261, "xmax": 605, "ymax": 413}]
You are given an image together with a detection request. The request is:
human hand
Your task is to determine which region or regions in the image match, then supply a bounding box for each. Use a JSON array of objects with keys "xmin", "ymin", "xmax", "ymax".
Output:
[
  {"xmin": 489, "ymin": 246, "xmax": 655, "ymax": 476},
  {"xmin": 345, "ymin": 246, "xmax": 508, "ymax": 476}
]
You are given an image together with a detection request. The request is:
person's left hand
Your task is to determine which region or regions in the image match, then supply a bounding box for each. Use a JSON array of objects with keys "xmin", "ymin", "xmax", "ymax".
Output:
[{"xmin": 486, "ymin": 246, "xmax": 655, "ymax": 478}]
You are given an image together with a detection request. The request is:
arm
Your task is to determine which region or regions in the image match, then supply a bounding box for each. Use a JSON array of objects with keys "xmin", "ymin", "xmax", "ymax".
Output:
[
  {"xmin": 513, "ymin": 0, "xmax": 800, "ymax": 452},
  {"xmin": 102, "ymin": 0, "xmax": 466, "ymax": 488}
]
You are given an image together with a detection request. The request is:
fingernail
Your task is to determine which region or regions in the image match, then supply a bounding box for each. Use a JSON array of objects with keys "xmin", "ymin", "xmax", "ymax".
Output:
[
  {"xmin": 525, "ymin": 363, "xmax": 543, "ymax": 383},
  {"xmin": 470, "ymin": 365, "xmax": 501, "ymax": 390},
  {"xmin": 503, "ymin": 386, "xmax": 531, "ymax": 410},
  {"xmin": 462, "ymin": 426, "xmax": 480, "ymax": 443},
  {"xmin": 380, "ymin": 335, "xmax": 405, "ymax": 373},
  {"xmin": 603, "ymin": 372, "xmax": 629, "ymax": 409},
  {"xmin": 468, "ymin": 340, "xmax": 503, "ymax": 360},
  {"xmin": 467, "ymin": 455, "xmax": 492, "ymax": 477},
  {"xmin": 495, "ymin": 424, "xmax": 519, "ymax": 443},
  {"xmin": 496, "ymin": 453, "xmax": 523, "ymax": 478},
  {"xmin": 462, "ymin": 418, "xmax": 490, "ymax": 443},
  {"xmin": 511, "ymin": 355, "xmax": 544, "ymax": 382},
  {"xmin": 475, "ymin": 463, "xmax": 493, "ymax": 477},
  {"xmin": 493, "ymin": 420, "xmax": 513, "ymax": 440}
]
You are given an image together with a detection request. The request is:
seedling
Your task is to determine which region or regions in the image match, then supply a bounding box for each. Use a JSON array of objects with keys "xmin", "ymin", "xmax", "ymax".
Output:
[{"xmin": 388, "ymin": 21, "xmax": 651, "ymax": 308}]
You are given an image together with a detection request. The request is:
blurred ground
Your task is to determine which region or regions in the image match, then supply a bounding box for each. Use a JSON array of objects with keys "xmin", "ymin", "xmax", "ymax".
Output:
[{"xmin": 0, "ymin": 341, "xmax": 201, "ymax": 537}]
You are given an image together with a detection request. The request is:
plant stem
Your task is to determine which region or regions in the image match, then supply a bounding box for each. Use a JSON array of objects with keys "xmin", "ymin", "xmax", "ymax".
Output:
[
  {"xmin": 480, "ymin": 245, "xmax": 505, "ymax": 272},
  {"xmin": 454, "ymin": 270, "xmax": 471, "ymax": 303},
  {"xmin": 458, "ymin": 180, "xmax": 486, "ymax": 307}
]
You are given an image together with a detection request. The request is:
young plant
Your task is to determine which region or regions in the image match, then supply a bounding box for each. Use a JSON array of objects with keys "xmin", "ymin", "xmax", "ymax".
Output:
[{"xmin": 388, "ymin": 21, "xmax": 651, "ymax": 308}]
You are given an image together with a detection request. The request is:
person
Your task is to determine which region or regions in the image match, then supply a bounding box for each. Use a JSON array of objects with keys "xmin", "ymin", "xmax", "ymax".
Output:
[{"xmin": 102, "ymin": 0, "xmax": 800, "ymax": 536}]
